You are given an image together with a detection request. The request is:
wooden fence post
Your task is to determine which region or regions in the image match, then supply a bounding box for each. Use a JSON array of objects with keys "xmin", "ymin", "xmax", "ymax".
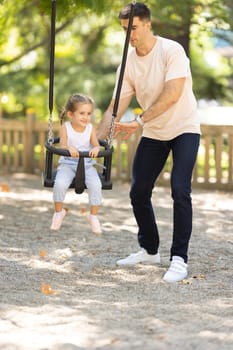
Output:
[{"xmin": 24, "ymin": 108, "xmax": 35, "ymax": 173}]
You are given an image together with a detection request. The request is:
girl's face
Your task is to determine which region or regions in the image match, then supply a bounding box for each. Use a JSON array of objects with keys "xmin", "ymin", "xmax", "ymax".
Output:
[{"xmin": 68, "ymin": 102, "xmax": 93, "ymax": 129}]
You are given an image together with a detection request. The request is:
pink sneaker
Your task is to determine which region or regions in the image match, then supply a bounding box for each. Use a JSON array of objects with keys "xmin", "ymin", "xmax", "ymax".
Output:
[
  {"xmin": 87, "ymin": 214, "xmax": 102, "ymax": 234},
  {"xmin": 50, "ymin": 208, "xmax": 68, "ymax": 231}
]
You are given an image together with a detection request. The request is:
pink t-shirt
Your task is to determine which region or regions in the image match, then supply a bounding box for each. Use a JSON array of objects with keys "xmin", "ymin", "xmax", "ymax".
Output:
[{"xmin": 113, "ymin": 36, "xmax": 200, "ymax": 140}]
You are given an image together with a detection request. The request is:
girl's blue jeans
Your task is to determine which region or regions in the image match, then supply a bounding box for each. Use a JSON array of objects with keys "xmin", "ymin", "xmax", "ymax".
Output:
[
  {"xmin": 130, "ymin": 133, "xmax": 200, "ymax": 263},
  {"xmin": 53, "ymin": 161, "xmax": 102, "ymax": 206}
]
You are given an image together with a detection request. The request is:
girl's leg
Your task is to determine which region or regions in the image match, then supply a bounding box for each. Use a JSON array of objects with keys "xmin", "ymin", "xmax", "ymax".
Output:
[
  {"xmin": 51, "ymin": 164, "xmax": 75, "ymax": 230},
  {"xmin": 90, "ymin": 205, "xmax": 100, "ymax": 215},
  {"xmin": 54, "ymin": 202, "xmax": 63, "ymax": 212},
  {"xmin": 85, "ymin": 165, "xmax": 102, "ymax": 208},
  {"xmin": 85, "ymin": 166, "xmax": 102, "ymax": 233},
  {"xmin": 53, "ymin": 163, "xmax": 76, "ymax": 210}
]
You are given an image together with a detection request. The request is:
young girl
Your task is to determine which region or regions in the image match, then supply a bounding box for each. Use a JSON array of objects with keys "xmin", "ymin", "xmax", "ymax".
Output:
[{"xmin": 50, "ymin": 93, "xmax": 102, "ymax": 234}]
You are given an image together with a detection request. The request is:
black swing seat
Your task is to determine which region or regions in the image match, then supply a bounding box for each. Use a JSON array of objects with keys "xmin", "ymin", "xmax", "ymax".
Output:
[{"xmin": 43, "ymin": 137, "xmax": 113, "ymax": 191}]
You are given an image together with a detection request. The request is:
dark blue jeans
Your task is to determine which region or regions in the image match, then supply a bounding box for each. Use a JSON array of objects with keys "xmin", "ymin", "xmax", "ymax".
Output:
[{"xmin": 130, "ymin": 133, "xmax": 200, "ymax": 263}]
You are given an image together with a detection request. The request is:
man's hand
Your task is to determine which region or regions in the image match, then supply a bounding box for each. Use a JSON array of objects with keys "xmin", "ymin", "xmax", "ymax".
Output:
[{"xmin": 114, "ymin": 120, "xmax": 139, "ymax": 140}]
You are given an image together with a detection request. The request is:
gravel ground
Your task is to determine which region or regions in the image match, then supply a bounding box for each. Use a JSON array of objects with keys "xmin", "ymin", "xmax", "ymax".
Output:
[{"xmin": 0, "ymin": 173, "xmax": 233, "ymax": 350}]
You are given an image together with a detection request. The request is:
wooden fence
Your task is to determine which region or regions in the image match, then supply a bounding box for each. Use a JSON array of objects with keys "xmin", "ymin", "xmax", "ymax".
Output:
[{"xmin": 1, "ymin": 111, "xmax": 233, "ymax": 191}]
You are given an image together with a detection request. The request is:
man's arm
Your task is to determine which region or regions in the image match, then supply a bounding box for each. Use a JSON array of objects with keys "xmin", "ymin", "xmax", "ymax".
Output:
[
  {"xmin": 96, "ymin": 95, "xmax": 132, "ymax": 140},
  {"xmin": 140, "ymin": 77, "xmax": 185, "ymax": 123},
  {"xmin": 112, "ymin": 78, "xmax": 186, "ymax": 140}
]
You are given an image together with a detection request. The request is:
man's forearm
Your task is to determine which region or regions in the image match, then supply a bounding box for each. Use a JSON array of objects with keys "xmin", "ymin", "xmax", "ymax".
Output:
[
  {"xmin": 96, "ymin": 95, "xmax": 132, "ymax": 140},
  {"xmin": 96, "ymin": 109, "xmax": 113, "ymax": 140},
  {"xmin": 141, "ymin": 78, "xmax": 185, "ymax": 123}
]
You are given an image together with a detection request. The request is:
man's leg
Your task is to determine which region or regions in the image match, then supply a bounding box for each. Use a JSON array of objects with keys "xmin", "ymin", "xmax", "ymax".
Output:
[
  {"xmin": 170, "ymin": 133, "xmax": 200, "ymax": 262},
  {"xmin": 130, "ymin": 137, "xmax": 170, "ymax": 254}
]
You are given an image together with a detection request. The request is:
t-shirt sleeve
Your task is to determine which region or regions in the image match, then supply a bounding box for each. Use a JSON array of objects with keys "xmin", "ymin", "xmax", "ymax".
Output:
[
  {"xmin": 165, "ymin": 44, "xmax": 191, "ymax": 82},
  {"xmin": 112, "ymin": 65, "xmax": 135, "ymax": 100}
]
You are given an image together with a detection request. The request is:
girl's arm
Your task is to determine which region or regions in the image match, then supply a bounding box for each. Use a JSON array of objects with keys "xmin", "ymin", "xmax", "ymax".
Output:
[
  {"xmin": 59, "ymin": 124, "xmax": 68, "ymax": 148},
  {"xmin": 60, "ymin": 124, "xmax": 79, "ymax": 157},
  {"xmin": 89, "ymin": 126, "xmax": 100, "ymax": 157}
]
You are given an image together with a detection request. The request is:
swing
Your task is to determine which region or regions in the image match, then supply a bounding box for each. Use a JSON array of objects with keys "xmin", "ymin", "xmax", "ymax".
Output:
[{"xmin": 43, "ymin": 0, "xmax": 135, "ymax": 193}]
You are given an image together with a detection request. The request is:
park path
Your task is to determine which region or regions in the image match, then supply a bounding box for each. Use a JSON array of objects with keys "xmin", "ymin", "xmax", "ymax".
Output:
[{"xmin": 0, "ymin": 173, "xmax": 233, "ymax": 350}]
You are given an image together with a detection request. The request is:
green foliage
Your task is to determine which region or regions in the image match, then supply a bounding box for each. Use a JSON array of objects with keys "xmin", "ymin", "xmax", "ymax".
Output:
[
  {"xmin": 191, "ymin": 34, "xmax": 233, "ymax": 103},
  {"xmin": 0, "ymin": 0, "xmax": 232, "ymax": 121},
  {"xmin": 39, "ymin": 0, "xmax": 117, "ymax": 17}
]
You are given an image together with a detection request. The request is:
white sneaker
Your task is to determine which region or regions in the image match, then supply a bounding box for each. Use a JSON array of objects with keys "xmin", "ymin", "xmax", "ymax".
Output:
[
  {"xmin": 50, "ymin": 208, "xmax": 67, "ymax": 231},
  {"xmin": 116, "ymin": 248, "xmax": 160, "ymax": 266},
  {"xmin": 163, "ymin": 256, "xmax": 188, "ymax": 283},
  {"xmin": 87, "ymin": 214, "xmax": 102, "ymax": 234}
]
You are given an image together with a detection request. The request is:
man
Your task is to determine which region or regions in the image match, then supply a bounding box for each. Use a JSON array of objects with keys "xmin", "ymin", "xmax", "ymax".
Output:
[{"xmin": 98, "ymin": 3, "xmax": 200, "ymax": 282}]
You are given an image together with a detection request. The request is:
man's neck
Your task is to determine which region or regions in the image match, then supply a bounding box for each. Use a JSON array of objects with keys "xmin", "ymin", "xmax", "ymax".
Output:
[{"xmin": 136, "ymin": 35, "xmax": 157, "ymax": 56}]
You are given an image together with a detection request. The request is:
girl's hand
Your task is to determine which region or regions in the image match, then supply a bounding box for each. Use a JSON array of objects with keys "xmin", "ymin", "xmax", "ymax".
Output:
[
  {"xmin": 68, "ymin": 146, "xmax": 79, "ymax": 158},
  {"xmin": 89, "ymin": 146, "xmax": 100, "ymax": 158}
]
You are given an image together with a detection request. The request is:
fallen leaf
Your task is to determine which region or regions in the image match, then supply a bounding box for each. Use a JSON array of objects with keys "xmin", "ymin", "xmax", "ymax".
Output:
[
  {"xmin": 192, "ymin": 274, "xmax": 206, "ymax": 280},
  {"xmin": 41, "ymin": 283, "xmax": 60, "ymax": 295},
  {"xmin": 179, "ymin": 279, "xmax": 192, "ymax": 285},
  {"xmin": 41, "ymin": 283, "xmax": 52, "ymax": 294},
  {"xmin": 0, "ymin": 183, "xmax": 10, "ymax": 192},
  {"xmin": 89, "ymin": 250, "xmax": 97, "ymax": 256},
  {"xmin": 40, "ymin": 249, "xmax": 46, "ymax": 258}
]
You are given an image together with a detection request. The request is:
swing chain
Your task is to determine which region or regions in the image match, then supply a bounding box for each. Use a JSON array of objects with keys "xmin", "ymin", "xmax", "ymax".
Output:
[
  {"xmin": 48, "ymin": 112, "xmax": 54, "ymax": 145},
  {"xmin": 106, "ymin": 116, "xmax": 115, "ymax": 147}
]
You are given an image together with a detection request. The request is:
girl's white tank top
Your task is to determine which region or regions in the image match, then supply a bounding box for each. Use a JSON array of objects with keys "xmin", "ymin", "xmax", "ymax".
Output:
[
  {"xmin": 65, "ymin": 121, "xmax": 92, "ymax": 152},
  {"xmin": 59, "ymin": 121, "xmax": 93, "ymax": 165}
]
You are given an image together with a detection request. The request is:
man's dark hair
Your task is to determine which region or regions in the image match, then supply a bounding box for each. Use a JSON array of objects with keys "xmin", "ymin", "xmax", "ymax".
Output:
[{"xmin": 119, "ymin": 3, "xmax": 151, "ymax": 21}]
